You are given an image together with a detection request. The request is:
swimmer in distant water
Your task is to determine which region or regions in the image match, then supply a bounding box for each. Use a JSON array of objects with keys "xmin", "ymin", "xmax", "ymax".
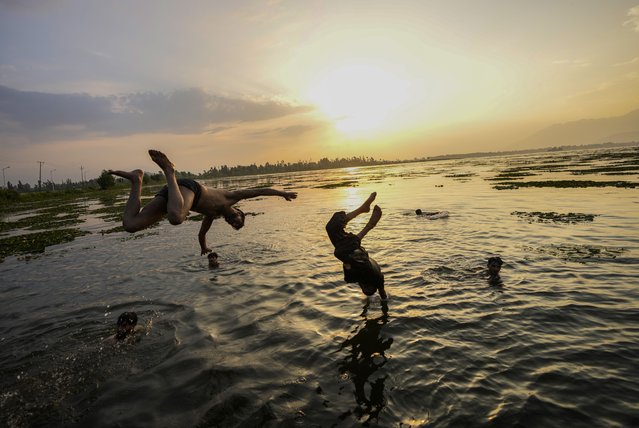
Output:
[
  {"xmin": 415, "ymin": 209, "xmax": 436, "ymax": 216},
  {"xmin": 487, "ymin": 256, "xmax": 503, "ymax": 278},
  {"xmin": 109, "ymin": 150, "xmax": 297, "ymax": 257},
  {"xmin": 326, "ymin": 192, "xmax": 387, "ymax": 300},
  {"xmin": 415, "ymin": 209, "xmax": 449, "ymax": 219},
  {"xmin": 208, "ymin": 252, "xmax": 219, "ymax": 269}
]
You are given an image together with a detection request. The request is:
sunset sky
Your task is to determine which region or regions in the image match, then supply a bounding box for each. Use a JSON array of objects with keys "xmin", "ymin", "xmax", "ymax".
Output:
[{"xmin": 1, "ymin": 1, "xmax": 638, "ymax": 185}]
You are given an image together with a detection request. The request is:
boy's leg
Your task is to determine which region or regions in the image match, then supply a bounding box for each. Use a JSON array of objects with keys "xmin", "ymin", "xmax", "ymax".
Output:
[
  {"xmin": 148, "ymin": 150, "xmax": 191, "ymax": 225},
  {"xmin": 357, "ymin": 205, "xmax": 382, "ymax": 240},
  {"xmin": 345, "ymin": 192, "xmax": 377, "ymax": 222},
  {"xmin": 108, "ymin": 169, "xmax": 165, "ymax": 232}
]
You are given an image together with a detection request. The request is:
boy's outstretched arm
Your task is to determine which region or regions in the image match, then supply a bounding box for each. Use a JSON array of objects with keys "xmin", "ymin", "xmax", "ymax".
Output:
[
  {"xmin": 198, "ymin": 215, "xmax": 215, "ymax": 255},
  {"xmin": 228, "ymin": 188, "xmax": 297, "ymax": 203}
]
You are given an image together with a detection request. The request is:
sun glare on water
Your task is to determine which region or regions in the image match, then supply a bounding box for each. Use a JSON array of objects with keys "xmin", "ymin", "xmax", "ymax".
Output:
[{"xmin": 306, "ymin": 63, "xmax": 411, "ymax": 136}]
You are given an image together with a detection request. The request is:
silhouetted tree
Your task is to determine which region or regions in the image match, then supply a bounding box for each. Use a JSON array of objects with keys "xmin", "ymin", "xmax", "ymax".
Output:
[{"xmin": 97, "ymin": 170, "xmax": 116, "ymax": 190}]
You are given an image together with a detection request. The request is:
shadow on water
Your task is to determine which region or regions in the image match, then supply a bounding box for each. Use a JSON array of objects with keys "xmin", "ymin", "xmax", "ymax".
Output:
[{"xmin": 336, "ymin": 301, "xmax": 393, "ymax": 426}]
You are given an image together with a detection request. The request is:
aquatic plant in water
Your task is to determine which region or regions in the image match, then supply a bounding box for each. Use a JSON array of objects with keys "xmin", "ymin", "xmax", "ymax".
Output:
[
  {"xmin": 315, "ymin": 180, "xmax": 359, "ymax": 189},
  {"xmin": 0, "ymin": 229, "xmax": 90, "ymax": 262},
  {"xmin": 494, "ymin": 180, "xmax": 638, "ymax": 190},
  {"xmin": 524, "ymin": 244, "xmax": 626, "ymax": 263},
  {"xmin": 511, "ymin": 211, "xmax": 597, "ymax": 223}
]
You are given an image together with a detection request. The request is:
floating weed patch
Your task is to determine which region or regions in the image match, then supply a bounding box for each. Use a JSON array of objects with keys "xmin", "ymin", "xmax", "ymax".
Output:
[
  {"xmin": 0, "ymin": 228, "xmax": 90, "ymax": 262},
  {"xmin": 602, "ymin": 172, "xmax": 639, "ymax": 176},
  {"xmin": 444, "ymin": 172, "xmax": 476, "ymax": 178},
  {"xmin": 526, "ymin": 244, "xmax": 626, "ymax": 263},
  {"xmin": 314, "ymin": 180, "xmax": 358, "ymax": 189},
  {"xmin": 486, "ymin": 171, "xmax": 538, "ymax": 181},
  {"xmin": 25, "ymin": 214, "xmax": 84, "ymax": 231},
  {"xmin": 188, "ymin": 214, "xmax": 205, "ymax": 222},
  {"xmin": 493, "ymin": 180, "xmax": 639, "ymax": 190},
  {"xmin": 99, "ymin": 226, "xmax": 126, "ymax": 235},
  {"xmin": 511, "ymin": 211, "xmax": 597, "ymax": 223},
  {"xmin": 569, "ymin": 165, "xmax": 639, "ymax": 175},
  {"xmin": 0, "ymin": 211, "xmax": 85, "ymax": 233},
  {"xmin": 120, "ymin": 231, "xmax": 160, "ymax": 241},
  {"xmin": 90, "ymin": 204, "xmax": 126, "ymax": 222},
  {"xmin": 579, "ymin": 148, "xmax": 639, "ymax": 163}
]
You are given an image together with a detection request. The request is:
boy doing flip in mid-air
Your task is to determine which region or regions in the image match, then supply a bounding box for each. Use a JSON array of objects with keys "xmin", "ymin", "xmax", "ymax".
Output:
[
  {"xmin": 109, "ymin": 150, "xmax": 297, "ymax": 257},
  {"xmin": 326, "ymin": 192, "xmax": 387, "ymax": 300}
]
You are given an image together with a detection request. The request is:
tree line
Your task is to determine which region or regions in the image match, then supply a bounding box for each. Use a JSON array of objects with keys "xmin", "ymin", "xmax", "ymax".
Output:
[
  {"xmin": 3, "ymin": 156, "xmax": 394, "ymax": 195},
  {"xmin": 199, "ymin": 156, "xmax": 391, "ymax": 178}
]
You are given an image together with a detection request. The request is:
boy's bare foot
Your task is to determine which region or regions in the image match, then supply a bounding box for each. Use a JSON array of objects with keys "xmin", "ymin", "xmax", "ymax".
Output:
[
  {"xmin": 359, "ymin": 192, "xmax": 377, "ymax": 213},
  {"xmin": 109, "ymin": 169, "xmax": 144, "ymax": 183},
  {"xmin": 148, "ymin": 149, "xmax": 175, "ymax": 172},
  {"xmin": 367, "ymin": 205, "xmax": 382, "ymax": 227}
]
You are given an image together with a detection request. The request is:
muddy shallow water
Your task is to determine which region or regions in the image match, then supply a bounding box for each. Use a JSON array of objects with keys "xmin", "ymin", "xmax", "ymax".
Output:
[{"xmin": 1, "ymin": 147, "xmax": 638, "ymax": 427}]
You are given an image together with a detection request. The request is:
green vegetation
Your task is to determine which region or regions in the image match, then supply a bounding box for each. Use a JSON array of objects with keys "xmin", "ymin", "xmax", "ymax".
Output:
[
  {"xmin": 485, "ymin": 171, "xmax": 537, "ymax": 181},
  {"xmin": 200, "ymin": 156, "xmax": 390, "ymax": 179},
  {"xmin": 0, "ymin": 229, "xmax": 90, "ymax": 262},
  {"xmin": 525, "ymin": 243, "xmax": 626, "ymax": 263},
  {"xmin": 444, "ymin": 173, "xmax": 476, "ymax": 179},
  {"xmin": 569, "ymin": 165, "xmax": 639, "ymax": 175},
  {"xmin": 0, "ymin": 188, "xmax": 20, "ymax": 203},
  {"xmin": 314, "ymin": 180, "xmax": 359, "ymax": 189},
  {"xmin": 96, "ymin": 170, "xmax": 116, "ymax": 189},
  {"xmin": 0, "ymin": 187, "xmax": 129, "ymax": 261},
  {"xmin": 90, "ymin": 204, "xmax": 126, "ymax": 223},
  {"xmin": 494, "ymin": 180, "xmax": 638, "ymax": 190},
  {"xmin": 0, "ymin": 186, "xmax": 126, "ymax": 213},
  {"xmin": 99, "ymin": 226, "xmax": 126, "ymax": 235},
  {"xmin": 1, "ymin": 204, "xmax": 87, "ymax": 234},
  {"xmin": 511, "ymin": 211, "xmax": 597, "ymax": 223}
]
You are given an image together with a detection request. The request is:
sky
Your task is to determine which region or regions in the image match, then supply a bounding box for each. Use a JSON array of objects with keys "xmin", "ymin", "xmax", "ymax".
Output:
[{"xmin": 1, "ymin": 0, "xmax": 638, "ymax": 185}]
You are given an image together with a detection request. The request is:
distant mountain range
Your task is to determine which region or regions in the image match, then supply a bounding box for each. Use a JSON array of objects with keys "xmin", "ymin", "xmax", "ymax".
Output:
[{"xmin": 520, "ymin": 108, "xmax": 639, "ymax": 148}]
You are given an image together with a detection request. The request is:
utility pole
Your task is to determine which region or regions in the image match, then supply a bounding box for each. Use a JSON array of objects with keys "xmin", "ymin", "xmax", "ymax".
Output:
[
  {"xmin": 37, "ymin": 161, "xmax": 45, "ymax": 191},
  {"xmin": 2, "ymin": 166, "xmax": 9, "ymax": 188},
  {"xmin": 50, "ymin": 169, "xmax": 56, "ymax": 190},
  {"xmin": 80, "ymin": 166, "xmax": 84, "ymax": 187}
]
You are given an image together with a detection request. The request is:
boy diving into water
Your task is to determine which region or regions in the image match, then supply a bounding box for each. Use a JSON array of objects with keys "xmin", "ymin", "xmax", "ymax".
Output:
[
  {"xmin": 326, "ymin": 192, "xmax": 387, "ymax": 300},
  {"xmin": 109, "ymin": 150, "xmax": 297, "ymax": 257}
]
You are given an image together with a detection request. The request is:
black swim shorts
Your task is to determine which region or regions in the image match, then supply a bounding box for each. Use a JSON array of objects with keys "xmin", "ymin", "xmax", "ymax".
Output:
[{"xmin": 155, "ymin": 178, "xmax": 203, "ymax": 208}]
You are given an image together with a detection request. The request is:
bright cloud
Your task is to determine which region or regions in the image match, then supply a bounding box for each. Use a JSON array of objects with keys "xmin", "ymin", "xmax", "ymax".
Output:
[
  {"xmin": 552, "ymin": 59, "xmax": 592, "ymax": 67},
  {"xmin": 625, "ymin": 5, "xmax": 639, "ymax": 31}
]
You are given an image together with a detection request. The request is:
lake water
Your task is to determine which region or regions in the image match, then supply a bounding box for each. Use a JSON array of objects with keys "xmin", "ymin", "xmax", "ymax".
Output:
[{"xmin": 1, "ymin": 147, "xmax": 638, "ymax": 427}]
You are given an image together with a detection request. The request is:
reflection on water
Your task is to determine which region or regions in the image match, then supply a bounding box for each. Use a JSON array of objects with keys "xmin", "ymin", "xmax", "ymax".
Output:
[
  {"xmin": 1, "ymin": 146, "xmax": 638, "ymax": 427},
  {"xmin": 337, "ymin": 301, "xmax": 392, "ymax": 425}
]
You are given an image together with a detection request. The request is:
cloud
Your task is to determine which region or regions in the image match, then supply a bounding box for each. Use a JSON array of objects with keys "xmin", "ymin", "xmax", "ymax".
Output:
[
  {"xmin": 0, "ymin": 85, "xmax": 312, "ymax": 141},
  {"xmin": 552, "ymin": 59, "xmax": 591, "ymax": 67},
  {"xmin": 206, "ymin": 125, "xmax": 234, "ymax": 135},
  {"xmin": 247, "ymin": 124, "xmax": 319, "ymax": 138},
  {"xmin": 625, "ymin": 5, "xmax": 639, "ymax": 32},
  {"xmin": 612, "ymin": 57, "xmax": 639, "ymax": 67}
]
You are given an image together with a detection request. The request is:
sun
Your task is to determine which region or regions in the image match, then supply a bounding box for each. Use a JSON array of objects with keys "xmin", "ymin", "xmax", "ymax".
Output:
[{"xmin": 305, "ymin": 62, "xmax": 411, "ymax": 136}]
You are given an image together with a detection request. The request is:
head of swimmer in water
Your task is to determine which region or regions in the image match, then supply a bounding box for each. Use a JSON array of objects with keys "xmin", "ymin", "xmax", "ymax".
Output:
[
  {"xmin": 208, "ymin": 252, "xmax": 219, "ymax": 268},
  {"xmin": 487, "ymin": 256, "xmax": 503, "ymax": 276},
  {"xmin": 224, "ymin": 207, "xmax": 246, "ymax": 230},
  {"xmin": 116, "ymin": 311, "xmax": 138, "ymax": 340}
]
